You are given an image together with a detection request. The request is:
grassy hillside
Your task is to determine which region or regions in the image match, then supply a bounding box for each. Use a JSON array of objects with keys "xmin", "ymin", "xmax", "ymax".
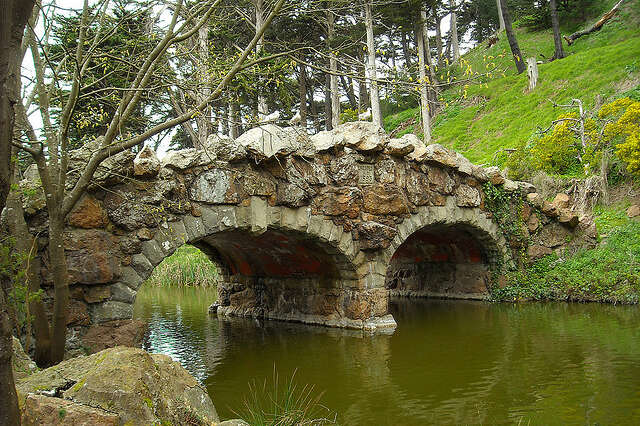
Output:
[{"xmin": 384, "ymin": 0, "xmax": 640, "ymax": 166}]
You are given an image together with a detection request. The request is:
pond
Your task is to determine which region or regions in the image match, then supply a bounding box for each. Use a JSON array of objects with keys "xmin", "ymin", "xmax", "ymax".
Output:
[{"xmin": 134, "ymin": 285, "xmax": 640, "ymax": 425}]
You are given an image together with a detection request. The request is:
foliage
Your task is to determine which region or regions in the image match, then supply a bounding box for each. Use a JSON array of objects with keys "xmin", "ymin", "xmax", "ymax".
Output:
[
  {"xmin": 483, "ymin": 182, "xmax": 527, "ymax": 247},
  {"xmin": 144, "ymin": 245, "xmax": 219, "ymax": 288},
  {"xmin": 339, "ymin": 108, "xmax": 359, "ymax": 124},
  {"xmin": 385, "ymin": 0, "xmax": 640, "ymax": 165},
  {"xmin": 492, "ymin": 220, "xmax": 640, "ymax": 304},
  {"xmin": 504, "ymin": 98, "xmax": 640, "ymax": 180},
  {"xmin": 600, "ymin": 98, "xmax": 640, "ymax": 175},
  {"xmin": 234, "ymin": 368, "xmax": 336, "ymax": 426}
]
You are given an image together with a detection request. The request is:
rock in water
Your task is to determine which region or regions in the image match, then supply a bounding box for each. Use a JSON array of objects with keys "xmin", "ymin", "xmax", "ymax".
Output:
[{"xmin": 16, "ymin": 346, "xmax": 219, "ymax": 425}]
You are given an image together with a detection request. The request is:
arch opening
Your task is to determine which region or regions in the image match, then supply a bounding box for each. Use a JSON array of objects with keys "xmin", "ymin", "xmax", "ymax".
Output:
[
  {"xmin": 189, "ymin": 227, "xmax": 363, "ymax": 326},
  {"xmin": 385, "ymin": 223, "xmax": 497, "ymax": 300}
]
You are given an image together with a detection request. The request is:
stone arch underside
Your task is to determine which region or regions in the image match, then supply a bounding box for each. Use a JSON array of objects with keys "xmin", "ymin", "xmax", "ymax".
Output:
[
  {"xmin": 109, "ymin": 202, "xmax": 393, "ymax": 331},
  {"xmin": 382, "ymin": 202, "xmax": 510, "ymax": 300}
]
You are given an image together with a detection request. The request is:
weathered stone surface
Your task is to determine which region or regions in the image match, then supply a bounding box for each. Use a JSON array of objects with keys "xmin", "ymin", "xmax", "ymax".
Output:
[
  {"xmin": 386, "ymin": 135, "xmax": 416, "ymax": 156},
  {"xmin": 89, "ymin": 301, "xmax": 134, "ymax": 323},
  {"xmin": 133, "ymin": 145, "xmax": 161, "ymax": 177},
  {"xmin": 237, "ymin": 124, "xmax": 301, "ymax": 160},
  {"xmin": 357, "ymin": 221, "xmax": 397, "ymax": 250},
  {"xmin": 503, "ymin": 179, "xmax": 519, "ymax": 192},
  {"xmin": 313, "ymin": 187, "xmax": 362, "ymax": 218},
  {"xmin": 455, "ymin": 184, "xmax": 481, "ymax": 207},
  {"xmin": 276, "ymin": 182, "xmax": 312, "ymax": 208},
  {"xmin": 536, "ymin": 223, "xmax": 571, "ymax": 248},
  {"xmin": 428, "ymin": 167, "xmax": 455, "ymax": 194},
  {"xmin": 119, "ymin": 237, "xmax": 142, "ymax": 255},
  {"xmin": 311, "ymin": 129, "xmax": 346, "ymax": 152},
  {"xmin": 627, "ymin": 204, "xmax": 640, "ymax": 218},
  {"xmin": 517, "ymin": 181, "xmax": 536, "ymax": 194},
  {"xmin": 552, "ymin": 193, "xmax": 571, "ymax": 209},
  {"xmin": 68, "ymin": 137, "xmax": 136, "ymax": 188},
  {"xmin": 207, "ymin": 134, "xmax": 247, "ymax": 162},
  {"xmin": 527, "ymin": 192, "xmax": 544, "ymax": 208},
  {"xmin": 558, "ymin": 208, "xmax": 579, "ymax": 228},
  {"xmin": 329, "ymin": 154, "xmax": 359, "ymax": 186},
  {"xmin": 81, "ymin": 319, "xmax": 147, "ymax": 354},
  {"xmin": 456, "ymin": 153, "xmax": 473, "ymax": 175},
  {"xmin": 110, "ymin": 282, "xmax": 136, "ymax": 303},
  {"xmin": 337, "ymin": 121, "xmax": 388, "ymax": 152},
  {"xmin": 471, "ymin": 165, "xmax": 489, "ymax": 183},
  {"xmin": 67, "ymin": 194, "xmax": 108, "ymax": 229},
  {"xmin": 83, "ymin": 285, "xmax": 111, "ymax": 304},
  {"xmin": 67, "ymin": 300, "xmax": 90, "ymax": 326},
  {"xmin": 528, "ymin": 245, "xmax": 553, "ymax": 262},
  {"xmin": 137, "ymin": 227, "xmax": 154, "ymax": 240},
  {"xmin": 16, "ymin": 347, "xmax": 219, "ymax": 425},
  {"xmin": 13, "ymin": 337, "xmax": 37, "ymax": 380},
  {"xmin": 21, "ymin": 394, "xmax": 119, "ymax": 426},
  {"xmin": 405, "ymin": 169, "xmax": 430, "ymax": 206},
  {"xmin": 485, "ymin": 166, "xmax": 505, "ymax": 185},
  {"xmin": 190, "ymin": 169, "xmax": 241, "ymax": 204},
  {"xmin": 404, "ymin": 134, "xmax": 428, "ymax": 162},
  {"xmin": 51, "ymin": 230, "xmax": 120, "ymax": 286},
  {"xmin": 161, "ymin": 148, "xmax": 205, "ymax": 170},
  {"xmin": 424, "ymin": 144, "xmax": 457, "ymax": 168},
  {"xmin": 527, "ymin": 214, "xmax": 540, "ymax": 232},
  {"xmin": 363, "ymin": 184, "xmax": 409, "ymax": 215},
  {"xmin": 219, "ymin": 420, "xmax": 250, "ymax": 426},
  {"xmin": 542, "ymin": 201, "xmax": 559, "ymax": 218},
  {"xmin": 103, "ymin": 190, "xmax": 159, "ymax": 231}
]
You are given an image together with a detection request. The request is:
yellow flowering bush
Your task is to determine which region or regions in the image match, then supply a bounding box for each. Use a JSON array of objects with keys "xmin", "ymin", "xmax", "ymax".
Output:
[{"xmin": 600, "ymin": 98, "xmax": 640, "ymax": 175}]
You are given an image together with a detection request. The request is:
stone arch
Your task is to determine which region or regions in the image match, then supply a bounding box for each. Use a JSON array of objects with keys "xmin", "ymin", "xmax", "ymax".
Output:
[
  {"xmin": 380, "ymin": 199, "xmax": 511, "ymax": 300},
  {"xmin": 93, "ymin": 197, "xmax": 393, "ymax": 331}
]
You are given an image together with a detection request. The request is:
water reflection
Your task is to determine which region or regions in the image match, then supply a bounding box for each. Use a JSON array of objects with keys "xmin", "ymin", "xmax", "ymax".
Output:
[{"xmin": 135, "ymin": 286, "xmax": 640, "ymax": 425}]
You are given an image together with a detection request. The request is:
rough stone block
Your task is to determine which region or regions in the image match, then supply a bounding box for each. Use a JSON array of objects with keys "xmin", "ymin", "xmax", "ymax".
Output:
[
  {"xmin": 110, "ymin": 282, "xmax": 137, "ymax": 304},
  {"xmin": 183, "ymin": 215, "xmax": 206, "ymax": 241},
  {"xmin": 250, "ymin": 196, "xmax": 268, "ymax": 234},
  {"xmin": 130, "ymin": 254, "xmax": 154, "ymax": 278},
  {"xmin": 141, "ymin": 240, "xmax": 164, "ymax": 266},
  {"xmin": 307, "ymin": 215, "xmax": 323, "ymax": 236},
  {"xmin": 201, "ymin": 207, "xmax": 220, "ymax": 234},
  {"xmin": 219, "ymin": 206, "xmax": 237, "ymax": 229},
  {"xmin": 90, "ymin": 301, "xmax": 133, "ymax": 324},
  {"xmin": 119, "ymin": 266, "xmax": 143, "ymax": 290},
  {"xmin": 168, "ymin": 220, "xmax": 188, "ymax": 245}
]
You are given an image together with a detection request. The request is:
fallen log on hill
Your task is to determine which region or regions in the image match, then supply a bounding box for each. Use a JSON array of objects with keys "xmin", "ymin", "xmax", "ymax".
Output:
[{"xmin": 563, "ymin": 0, "xmax": 625, "ymax": 46}]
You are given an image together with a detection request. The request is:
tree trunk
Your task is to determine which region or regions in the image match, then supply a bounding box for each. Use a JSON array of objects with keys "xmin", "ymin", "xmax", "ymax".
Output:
[
  {"xmin": 401, "ymin": 31, "xmax": 412, "ymax": 67},
  {"xmin": 416, "ymin": 8, "xmax": 432, "ymax": 143},
  {"xmin": 365, "ymin": 2, "xmax": 382, "ymax": 126},
  {"xmin": 340, "ymin": 71, "xmax": 357, "ymax": 109},
  {"xmin": 325, "ymin": 72, "xmax": 333, "ymax": 131},
  {"xmin": 496, "ymin": 0, "xmax": 505, "ymax": 32},
  {"xmin": 6, "ymin": 181, "xmax": 52, "ymax": 367},
  {"xmin": 327, "ymin": 8, "xmax": 340, "ymax": 129},
  {"xmin": 298, "ymin": 63, "xmax": 308, "ymax": 128},
  {"xmin": 527, "ymin": 57, "xmax": 538, "ymax": 91},
  {"xmin": 1, "ymin": 1, "xmax": 36, "ymax": 424},
  {"xmin": 47, "ymin": 215, "xmax": 70, "ymax": 364},
  {"xmin": 500, "ymin": 0, "xmax": 526, "ymax": 74},
  {"xmin": 229, "ymin": 101, "xmax": 239, "ymax": 139},
  {"xmin": 435, "ymin": 14, "xmax": 443, "ymax": 67},
  {"xmin": 308, "ymin": 83, "xmax": 320, "ymax": 133},
  {"xmin": 195, "ymin": 22, "xmax": 211, "ymax": 149},
  {"xmin": 255, "ymin": 0, "xmax": 268, "ymax": 115},
  {"xmin": 450, "ymin": 0, "xmax": 460, "ymax": 63},
  {"xmin": 550, "ymin": 0, "xmax": 565, "ymax": 59},
  {"xmin": 563, "ymin": 0, "xmax": 624, "ymax": 46}
]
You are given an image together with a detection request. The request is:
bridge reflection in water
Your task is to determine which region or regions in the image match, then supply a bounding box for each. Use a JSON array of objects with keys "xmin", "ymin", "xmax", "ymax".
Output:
[{"xmin": 134, "ymin": 285, "xmax": 640, "ymax": 425}]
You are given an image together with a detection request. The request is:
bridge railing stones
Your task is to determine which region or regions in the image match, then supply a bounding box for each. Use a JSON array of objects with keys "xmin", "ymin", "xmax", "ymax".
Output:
[{"xmin": 16, "ymin": 121, "xmax": 596, "ymax": 347}]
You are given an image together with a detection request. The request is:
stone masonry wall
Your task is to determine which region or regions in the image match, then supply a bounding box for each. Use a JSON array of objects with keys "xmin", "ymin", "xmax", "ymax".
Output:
[{"xmin": 16, "ymin": 121, "xmax": 596, "ymax": 349}]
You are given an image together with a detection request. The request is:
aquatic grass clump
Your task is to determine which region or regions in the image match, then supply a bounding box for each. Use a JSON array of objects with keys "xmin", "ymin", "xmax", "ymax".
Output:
[
  {"xmin": 145, "ymin": 245, "xmax": 219, "ymax": 288},
  {"xmin": 235, "ymin": 368, "xmax": 336, "ymax": 426}
]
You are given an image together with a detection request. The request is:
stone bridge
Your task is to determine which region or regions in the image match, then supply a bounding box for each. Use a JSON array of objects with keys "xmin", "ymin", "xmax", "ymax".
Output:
[{"xmin": 19, "ymin": 122, "xmax": 595, "ymax": 342}]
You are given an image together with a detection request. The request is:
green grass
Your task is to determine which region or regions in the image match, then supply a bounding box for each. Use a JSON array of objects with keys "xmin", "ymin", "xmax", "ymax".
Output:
[
  {"xmin": 144, "ymin": 245, "xmax": 219, "ymax": 287},
  {"xmin": 494, "ymin": 214, "xmax": 640, "ymax": 304},
  {"xmin": 384, "ymin": 0, "xmax": 640, "ymax": 165}
]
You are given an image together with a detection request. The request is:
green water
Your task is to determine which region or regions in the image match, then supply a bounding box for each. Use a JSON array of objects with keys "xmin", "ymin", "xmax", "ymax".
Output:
[{"xmin": 134, "ymin": 285, "xmax": 640, "ymax": 425}]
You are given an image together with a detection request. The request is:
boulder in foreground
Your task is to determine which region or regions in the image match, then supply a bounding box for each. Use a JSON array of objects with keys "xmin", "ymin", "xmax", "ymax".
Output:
[{"xmin": 17, "ymin": 346, "xmax": 219, "ymax": 425}]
